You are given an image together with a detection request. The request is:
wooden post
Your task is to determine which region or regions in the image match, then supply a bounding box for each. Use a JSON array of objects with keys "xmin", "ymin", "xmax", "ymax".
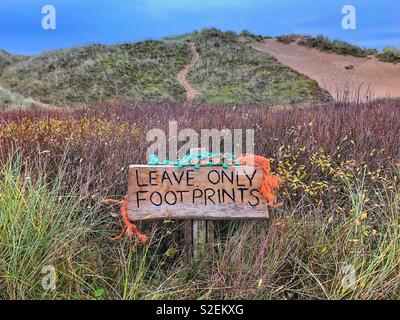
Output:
[
  {"xmin": 184, "ymin": 219, "xmax": 214, "ymax": 263},
  {"xmin": 193, "ymin": 220, "xmax": 207, "ymax": 262}
]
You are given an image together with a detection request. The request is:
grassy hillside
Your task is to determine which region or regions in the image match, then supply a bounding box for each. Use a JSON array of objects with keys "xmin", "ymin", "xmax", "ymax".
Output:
[
  {"xmin": 0, "ymin": 29, "xmax": 332, "ymax": 108},
  {"xmin": 0, "ymin": 50, "xmax": 27, "ymax": 74},
  {"xmin": 2, "ymin": 30, "xmax": 400, "ymax": 108},
  {"xmin": 0, "ymin": 85, "xmax": 43, "ymax": 110},
  {"xmin": 0, "ymin": 41, "xmax": 191, "ymax": 106},
  {"xmin": 0, "ymin": 51, "xmax": 34, "ymax": 108},
  {"xmin": 187, "ymin": 29, "xmax": 331, "ymax": 105}
]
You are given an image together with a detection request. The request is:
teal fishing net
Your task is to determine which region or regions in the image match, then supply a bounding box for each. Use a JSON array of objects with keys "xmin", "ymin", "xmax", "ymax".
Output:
[{"xmin": 147, "ymin": 153, "xmax": 241, "ymax": 169}]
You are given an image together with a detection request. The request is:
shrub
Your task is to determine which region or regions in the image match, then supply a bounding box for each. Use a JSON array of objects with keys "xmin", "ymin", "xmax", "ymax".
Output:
[
  {"xmin": 240, "ymin": 29, "xmax": 265, "ymax": 42},
  {"xmin": 276, "ymin": 34, "xmax": 377, "ymax": 58},
  {"xmin": 376, "ymin": 47, "xmax": 400, "ymax": 63},
  {"xmin": 276, "ymin": 34, "xmax": 300, "ymax": 44},
  {"xmin": 297, "ymin": 35, "xmax": 374, "ymax": 58}
]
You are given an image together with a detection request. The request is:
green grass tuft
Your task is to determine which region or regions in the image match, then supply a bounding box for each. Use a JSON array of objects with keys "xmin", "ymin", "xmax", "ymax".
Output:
[
  {"xmin": 297, "ymin": 35, "xmax": 377, "ymax": 58},
  {"xmin": 276, "ymin": 34, "xmax": 378, "ymax": 58},
  {"xmin": 376, "ymin": 47, "xmax": 400, "ymax": 64},
  {"xmin": 0, "ymin": 155, "xmax": 99, "ymax": 299}
]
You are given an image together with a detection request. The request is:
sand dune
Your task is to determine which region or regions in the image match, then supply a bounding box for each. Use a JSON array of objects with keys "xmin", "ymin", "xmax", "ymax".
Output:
[{"xmin": 252, "ymin": 39, "xmax": 400, "ymax": 100}]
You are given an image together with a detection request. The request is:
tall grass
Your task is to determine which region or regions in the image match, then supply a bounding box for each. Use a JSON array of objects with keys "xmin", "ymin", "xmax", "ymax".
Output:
[
  {"xmin": 0, "ymin": 155, "xmax": 101, "ymax": 299},
  {"xmin": 0, "ymin": 99, "xmax": 399, "ymax": 299}
]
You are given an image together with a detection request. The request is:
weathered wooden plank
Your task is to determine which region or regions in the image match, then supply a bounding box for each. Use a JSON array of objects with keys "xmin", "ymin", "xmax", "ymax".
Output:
[{"xmin": 127, "ymin": 165, "xmax": 269, "ymax": 221}]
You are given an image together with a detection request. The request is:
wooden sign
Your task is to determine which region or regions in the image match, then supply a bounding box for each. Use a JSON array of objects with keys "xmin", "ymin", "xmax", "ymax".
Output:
[{"xmin": 127, "ymin": 165, "xmax": 269, "ymax": 221}]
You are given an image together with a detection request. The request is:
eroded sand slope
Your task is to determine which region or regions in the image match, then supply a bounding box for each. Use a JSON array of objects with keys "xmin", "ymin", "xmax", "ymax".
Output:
[{"xmin": 252, "ymin": 39, "xmax": 400, "ymax": 100}]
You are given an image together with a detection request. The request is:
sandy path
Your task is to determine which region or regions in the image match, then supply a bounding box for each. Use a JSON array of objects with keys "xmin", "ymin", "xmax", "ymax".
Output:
[
  {"xmin": 252, "ymin": 39, "xmax": 400, "ymax": 100},
  {"xmin": 177, "ymin": 42, "xmax": 199, "ymax": 103}
]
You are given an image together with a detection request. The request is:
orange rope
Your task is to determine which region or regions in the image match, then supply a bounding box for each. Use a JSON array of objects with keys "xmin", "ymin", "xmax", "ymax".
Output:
[
  {"xmin": 101, "ymin": 196, "xmax": 148, "ymax": 245},
  {"xmin": 236, "ymin": 154, "xmax": 282, "ymax": 206}
]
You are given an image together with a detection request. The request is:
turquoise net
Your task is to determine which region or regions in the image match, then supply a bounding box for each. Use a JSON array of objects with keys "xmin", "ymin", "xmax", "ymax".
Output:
[{"xmin": 147, "ymin": 153, "xmax": 241, "ymax": 169}]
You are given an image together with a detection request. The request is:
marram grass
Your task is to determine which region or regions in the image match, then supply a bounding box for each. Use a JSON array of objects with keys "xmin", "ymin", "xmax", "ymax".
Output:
[
  {"xmin": 0, "ymin": 100, "xmax": 399, "ymax": 299},
  {"xmin": 0, "ymin": 155, "xmax": 399, "ymax": 299}
]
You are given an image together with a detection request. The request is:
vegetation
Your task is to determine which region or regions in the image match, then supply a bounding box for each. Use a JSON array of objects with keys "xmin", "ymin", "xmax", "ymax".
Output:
[
  {"xmin": 0, "ymin": 50, "xmax": 27, "ymax": 75},
  {"xmin": 0, "ymin": 41, "xmax": 191, "ymax": 107},
  {"xmin": 298, "ymin": 35, "xmax": 378, "ymax": 57},
  {"xmin": 275, "ymin": 34, "xmax": 300, "ymax": 44},
  {"xmin": 0, "ymin": 157, "xmax": 100, "ymax": 299},
  {"xmin": 0, "ymin": 85, "xmax": 44, "ymax": 110},
  {"xmin": 0, "ymin": 29, "xmax": 331, "ymax": 108},
  {"xmin": 276, "ymin": 34, "xmax": 378, "ymax": 58},
  {"xmin": 239, "ymin": 29, "xmax": 269, "ymax": 43},
  {"xmin": 376, "ymin": 47, "xmax": 400, "ymax": 64},
  {"xmin": 275, "ymin": 34, "xmax": 400, "ymax": 64},
  {"xmin": 1, "ymin": 30, "xmax": 399, "ymax": 109},
  {"xmin": 0, "ymin": 29, "xmax": 399, "ymax": 299},
  {"xmin": 186, "ymin": 29, "xmax": 331, "ymax": 105},
  {"xmin": 0, "ymin": 98, "xmax": 399, "ymax": 299}
]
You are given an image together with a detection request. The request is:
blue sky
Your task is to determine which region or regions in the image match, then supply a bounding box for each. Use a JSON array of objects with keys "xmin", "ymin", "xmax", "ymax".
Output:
[{"xmin": 0, "ymin": 0, "xmax": 399, "ymax": 55}]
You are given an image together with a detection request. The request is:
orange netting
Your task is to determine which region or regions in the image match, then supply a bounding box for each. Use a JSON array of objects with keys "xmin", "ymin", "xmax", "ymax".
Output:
[
  {"xmin": 102, "ymin": 154, "xmax": 281, "ymax": 244},
  {"xmin": 101, "ymin": 196, "xmax": 148, "ymax": 245},
  {"xmin": 237, "ymin": 154, "xmax": 282, "ymax": 206}
]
